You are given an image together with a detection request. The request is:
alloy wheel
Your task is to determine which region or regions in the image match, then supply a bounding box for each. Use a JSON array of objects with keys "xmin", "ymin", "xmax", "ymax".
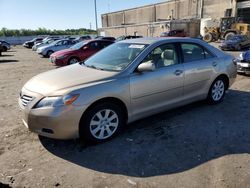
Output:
[
  {"xmin": 69, "ymin": 58, "xmax": 78, "ymax": 64},
  {"xmin": 211, "ymin": 80, "xmax": 225, "ymax": 101},
  {"xmin": 89, "ymin": 109, "xmax": 119, "ymax": 140}
]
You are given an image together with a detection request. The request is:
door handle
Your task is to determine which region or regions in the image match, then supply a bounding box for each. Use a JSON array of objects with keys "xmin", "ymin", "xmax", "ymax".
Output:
[
  {"xmin": 212, "ymin": 62, "xmax": 218, "ymax": 67},
  {"xmin": 174, "ymin": 70, "xmax": 183, "ymax": 76}
]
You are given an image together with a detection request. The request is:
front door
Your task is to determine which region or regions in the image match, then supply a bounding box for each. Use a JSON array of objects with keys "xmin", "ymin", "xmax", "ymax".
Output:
[{"xmin": 130, "ymin": 43, "xmax": 184, "ymax": 118}]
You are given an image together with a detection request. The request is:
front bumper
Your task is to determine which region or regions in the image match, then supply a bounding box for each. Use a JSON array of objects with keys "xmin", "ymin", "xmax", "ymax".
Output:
[
  {"xmin": 237, "ymin": 62, "xmax": 250, "ymax": 74},
  {"xmin": 219, "ymin": 45, "xmax": 236, "ymax": 51},
  {"xmin": 50, "ymin": 57, "xmax": 67, "ymax": 66},
  {"xmin": 37, "ymin": 50, "xmax": 46, "ymax": 56},
  {"xmin": 19, "ymin": 88, "xmax": 87, "ymax": 139}
]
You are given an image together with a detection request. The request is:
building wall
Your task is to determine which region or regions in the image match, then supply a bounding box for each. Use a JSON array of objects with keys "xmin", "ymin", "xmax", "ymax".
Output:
[
  {"xmin": 101, "ymin": 0, "xmax": 239, "ymax": 28},
  {"xmin": 99, "ymin": 20, "xmax": 200, "ymax": 38},
  {"xmin": 100, "ymin": 0, "xmax": 250, "ymax": 38},
  {"xmin": 202, "ymin": 0, "xmax": 235, "ymax": 18}
]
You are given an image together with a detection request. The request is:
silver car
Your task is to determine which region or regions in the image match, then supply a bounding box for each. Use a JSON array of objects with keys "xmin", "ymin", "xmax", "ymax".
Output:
[
  {"xmin": 19, "ymin": 38, "xmax": 237, "ymax": 142},
  {"xmin": 36, "ymin": 39, "xmax": 76, "ymax": 57},
  {"xmin": 32, "ymin": 39, "xmax": 59, "ymax": 51}
]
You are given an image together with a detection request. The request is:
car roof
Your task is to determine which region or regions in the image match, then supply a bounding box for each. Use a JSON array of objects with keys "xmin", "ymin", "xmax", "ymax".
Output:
[
  {"xmin": 84, "ymin": 39, "xmax": 114, "ymax": 43},
  {"xmin": 118, "ymin": 37, "xmax": 203, "ymax": 45}
]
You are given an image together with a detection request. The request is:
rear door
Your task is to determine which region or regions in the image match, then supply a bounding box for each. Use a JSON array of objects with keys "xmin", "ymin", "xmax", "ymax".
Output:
[{"xmin": 180, "ymin": 43, "xmax": 217, "ymax": 100}]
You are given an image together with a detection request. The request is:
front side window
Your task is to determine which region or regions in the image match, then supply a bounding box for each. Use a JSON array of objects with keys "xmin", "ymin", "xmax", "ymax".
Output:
[{"xmin": 142, "ymin": 43, "xmax": 178, "ymax": 68}]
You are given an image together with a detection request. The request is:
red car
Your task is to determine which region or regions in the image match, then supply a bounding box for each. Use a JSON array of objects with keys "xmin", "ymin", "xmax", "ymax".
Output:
[
  {"xmin": 50, "ymin": 39, "xmax": 114, "ymax": 66},
  {"xmin": 160, "ymin": 29, "xmax": 186, "ymax": 37}
]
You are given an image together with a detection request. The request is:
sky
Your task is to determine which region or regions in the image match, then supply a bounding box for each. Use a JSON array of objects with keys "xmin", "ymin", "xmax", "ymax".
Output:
[{"xmin": 0, "ymin": 0, "xmax": 166, "ymax": 30}]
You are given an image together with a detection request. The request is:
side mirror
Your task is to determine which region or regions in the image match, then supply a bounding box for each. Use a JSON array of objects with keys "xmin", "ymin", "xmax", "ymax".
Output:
[{"xmin": 137, "ymin": 61, "xmax": 155, "ymax": 72}]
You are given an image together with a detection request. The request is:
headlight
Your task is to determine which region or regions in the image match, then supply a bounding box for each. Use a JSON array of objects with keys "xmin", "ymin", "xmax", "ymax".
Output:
[
  {"xmin": 34, "ymin": 94, "xmax": 79, "ymax": 109},
  {"xmin": 239, "ymin": 53, "xmax": 243, "ymax": 61},
  {"xmin": 57, "ymin": 55, "xmax": 67, "ymax": 60}
]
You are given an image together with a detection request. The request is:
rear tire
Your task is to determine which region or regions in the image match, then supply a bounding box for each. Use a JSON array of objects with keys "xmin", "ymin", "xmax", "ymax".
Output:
[
  {"xmin": 207, "ymin": 78, "xmax": 226, "ymax": 104},
  {"xmin": 46, "ymin": 51, "xmax": 54, "ymax": 57},
  {"xmin": 79, "ymin": 102, "xmax": 125, "ymax": 143}
]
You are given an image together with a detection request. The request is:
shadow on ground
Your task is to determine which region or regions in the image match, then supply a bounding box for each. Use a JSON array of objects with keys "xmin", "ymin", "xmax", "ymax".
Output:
[
  {"xmin": 0, "ymin": 54, "xmax": 14, "ymax": 57},
  {"xmin": 40, "ymin": 89, "xmax": 250, "ymax": 177},
  {"xmin": 0, "ymin": 60, "xmax": 19, "ymax": 63}
]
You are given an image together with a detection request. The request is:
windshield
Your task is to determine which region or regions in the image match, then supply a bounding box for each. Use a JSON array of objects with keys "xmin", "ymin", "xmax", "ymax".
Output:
[
  {"xmin": 84, "ymin": 43, "xmax": 147, "ymax": 71},
  {"xmin": 70, "ymin": 41, "xmax": 87, "ymax": 50}
]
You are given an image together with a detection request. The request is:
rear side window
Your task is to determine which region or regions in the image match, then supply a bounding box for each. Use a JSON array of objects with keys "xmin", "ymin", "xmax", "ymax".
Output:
[
  {"xmin": 100, "ymin": 42, "xmax": 112, "ymax": 49},
  {"xmin": 181, "ymin": 43, "xmax": 214, "ymax": 62}
]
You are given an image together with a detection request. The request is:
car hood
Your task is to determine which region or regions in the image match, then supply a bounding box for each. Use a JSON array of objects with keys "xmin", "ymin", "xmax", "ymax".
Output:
[
  {"xmin": 51, "ymin": 49, "xmax": 75, "ymax": 57},
  {"xmin": 24, "ymin": 63, "xmax": 117, "ymax": 96},
  {"xmin": 223, "ymin": 40, "xmax": 238, "ymax": 45}
]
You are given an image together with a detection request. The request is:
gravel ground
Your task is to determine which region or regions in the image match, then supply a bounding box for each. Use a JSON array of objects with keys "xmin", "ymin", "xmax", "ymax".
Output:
[{"xmin": 0, "ymin": 45, "xmax": 250, "ymax": 188}]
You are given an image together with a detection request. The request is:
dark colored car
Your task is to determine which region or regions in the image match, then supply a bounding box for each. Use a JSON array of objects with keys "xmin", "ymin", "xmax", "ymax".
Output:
[
  {"xmin": 95, "ymin": 36, "xmax": 116, "ymax": 41},
  {"xmin": 235, "ymin": 50, "xmax": 250, "ymax": 75},
  {"xmin": 0, "ymin": 40, "xmax": 11, "ymax": 51},
  {"xmin": 160, "ymin": 29, "xmax": 186, "ymax": 37},
  {"xmin": 219, "ymin": 35, "xmax": 250, "ymax": 51},
  {"xmin": 50, "ymin": 39, "xmax": 114, "ymax": 66},
  {"xmin": 23, "ymin": 37, "xmax": 44, "ymax": 48},
  {"xmin": 74, "ymin": 35, "xmax": 92, "ymax": 43},
  {"xmin": 0, "ymin": 42, "xmax": 3, "ymax": 56},
  {"xmin": 116, "ymin": 35, "xmax": 143, "ymax": 42}
]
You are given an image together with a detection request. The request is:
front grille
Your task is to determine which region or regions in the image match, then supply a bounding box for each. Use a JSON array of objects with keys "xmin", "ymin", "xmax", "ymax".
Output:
[{"xmin": 20, "ymin": 94, "xmax": 33, "ymax": 107}]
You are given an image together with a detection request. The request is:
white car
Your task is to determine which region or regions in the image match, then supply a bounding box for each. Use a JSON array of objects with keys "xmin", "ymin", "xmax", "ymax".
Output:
[{"xmin": 36, "ymin": 39, "xmax": 76, "ymax": 57}]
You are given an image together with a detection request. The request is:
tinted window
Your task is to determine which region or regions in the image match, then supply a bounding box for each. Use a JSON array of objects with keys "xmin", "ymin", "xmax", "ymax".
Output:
[
  {"xmin": 100, "ymin": 41, "xmax": 112, "ymax": 48},
  {"xmin": 89, "ymin": 42, "xmax": 99, "ymax": 49},
  {"xmin": 56, "ymin": 41, "xmax": 63, "ymax": 45},
  {"xmin": 142, "ymin": 43, "xmax": 178, "ymax": 68},
  {"xmin": 62, "ymin": 40, "xmax": 69, "ymax": 45}
]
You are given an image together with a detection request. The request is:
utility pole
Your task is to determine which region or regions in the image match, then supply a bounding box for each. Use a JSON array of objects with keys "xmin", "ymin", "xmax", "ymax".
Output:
[{"xmin": 94, "ymin": 0, "xmax": 98, "ymax": 31}]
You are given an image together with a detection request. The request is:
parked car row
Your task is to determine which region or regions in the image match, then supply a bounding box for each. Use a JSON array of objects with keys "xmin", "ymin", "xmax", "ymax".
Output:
[{"xmin": 24, "ymin": 35, "xmax": 143, "ymax": 66}]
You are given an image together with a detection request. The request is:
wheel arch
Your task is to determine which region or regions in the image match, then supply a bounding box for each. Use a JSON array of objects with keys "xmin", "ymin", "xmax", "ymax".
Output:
[
  {"xmin": 79, "ymin": 97, "xmax": 129, "ymax": 131},
  {"xmin": 213, "ymin": 74, "xmax": 230, "ymax": 90},
  {"xmin": 68, "ymin": 56, "xmax": 80, "ymax": 65}
]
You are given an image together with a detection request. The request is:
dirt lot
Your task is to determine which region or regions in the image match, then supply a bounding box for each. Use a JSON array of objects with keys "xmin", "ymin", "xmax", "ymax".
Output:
[{"xmin": 0, "ymin": 45, "xmax": 250, "ymax": 188}]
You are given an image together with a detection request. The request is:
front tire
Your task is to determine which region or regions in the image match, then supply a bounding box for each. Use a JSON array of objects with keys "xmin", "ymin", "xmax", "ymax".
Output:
[
  {"xmin": 46, "ymin": 50, "xmax": 54, "ymax": 57},
  {"xmin": 68, "ymin": 57, "xmax": 79, "ymax": 65},
  {"xmin": 224, "ymin": 32, "xmax": 235, "ymax": 41},
  {"xmin": 207, "ymin": 78, "xmax": 226, "ymax": 104},
  {"xmin": 79, "ymin": 102, "xmax": 125, "ymax": 143},
  {"xmin": 203, "ymin": 33, "xmax": 213, "ymax": 43}
]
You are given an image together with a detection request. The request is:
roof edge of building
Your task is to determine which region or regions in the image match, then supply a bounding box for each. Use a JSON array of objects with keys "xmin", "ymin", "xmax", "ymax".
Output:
[{"xmin": 101, "ymin": 0, "xmax": 176, "ymax": 16}]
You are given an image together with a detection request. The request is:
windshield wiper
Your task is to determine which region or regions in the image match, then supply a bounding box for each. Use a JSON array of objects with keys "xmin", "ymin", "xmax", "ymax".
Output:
[{"xmin": 85, "ymin": 64, "xmax": 104, "ymax": 71}]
